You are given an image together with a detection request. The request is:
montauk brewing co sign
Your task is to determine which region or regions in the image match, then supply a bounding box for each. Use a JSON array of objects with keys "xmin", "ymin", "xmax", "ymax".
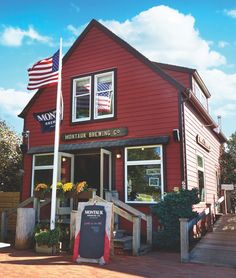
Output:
[{"xmin": 33, "ymin": 109, "xmax": 56, "ymax": 132}]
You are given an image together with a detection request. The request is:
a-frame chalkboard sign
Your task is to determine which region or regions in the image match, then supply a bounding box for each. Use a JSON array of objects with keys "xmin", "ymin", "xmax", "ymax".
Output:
[{"xmin": 73, "ymin": 201, "xmax": 113, "ymax": 265}]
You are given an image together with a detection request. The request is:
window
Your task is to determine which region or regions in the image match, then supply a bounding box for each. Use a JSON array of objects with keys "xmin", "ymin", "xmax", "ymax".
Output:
[
  {"xmin": 125, "ymin": 146, "xmax": 163, "ymax": 204},
  {"xmin": 192, "ymin": 78, "xmax": 208, "ymax": 111},
  {"xmin": 197, "ymin": 154, "xmax": 205, "ymax": 201},
  {"xmin": 31, "ymin": 154, "xmax": 54, "ymax": 196},
  {"xmin": 31, "ymin": 153, "xmax": 74, "ymax": 196},
  {"xmin": 72, "ymin": 76, "xmax": 91, "ymax": 121},
  {"xmin": 72, "ymin": 71, "xmax": 114, "ymax": 122}
]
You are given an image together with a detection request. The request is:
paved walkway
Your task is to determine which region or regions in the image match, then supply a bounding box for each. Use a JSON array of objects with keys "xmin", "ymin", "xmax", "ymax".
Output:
[
  {"xmin": 0, "ymin": 246, "xmax": 236, "ymax": 278},
  {"xmin": 190, "ymin": 214, "xmax": 236, "ymax": 267}
]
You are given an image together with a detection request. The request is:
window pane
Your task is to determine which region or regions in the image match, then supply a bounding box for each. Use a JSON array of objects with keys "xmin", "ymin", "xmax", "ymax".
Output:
[
  {"xmin": 198, "ymin": 170, "xmax": 205, "ymax": 201},
  {"xmin": 95, "ymin": 73, "xmax": 113, "ymax": 117},
  {"xmin": 128, "ymin": 147, "xmax": 161, "ymax": 161},
  {"xmin": 34, "ymin": 169, "xmax": 53, "ymax": 187},
  {"xmin": 35, "ymin": 155, "xmax": 53, "ymax": 166},
  {"xmin": 76, "ymin": 78, "xmax": 90, "ymax": 96},
  {"xmin": 127, "ymin": 164, "xmax": 161, "ymax": 202},
  {"xmin": 76, "ymin": 95, "xmax": 90, "ymax": 119},
  {"xmin": 197, "ymin": 155, "xmax": 203, "ymax": 168}
]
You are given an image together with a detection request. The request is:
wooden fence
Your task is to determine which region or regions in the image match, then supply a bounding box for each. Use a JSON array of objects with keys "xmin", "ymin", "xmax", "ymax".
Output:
[{"xmin": 0, "ymin": 192, "xmax": 20, "ymax": 232}]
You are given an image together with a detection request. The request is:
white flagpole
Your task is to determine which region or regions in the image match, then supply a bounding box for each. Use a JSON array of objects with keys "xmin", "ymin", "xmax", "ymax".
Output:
[{"xmin": 50, "ymin": 38, "xmax": 62, "ymax": 230}]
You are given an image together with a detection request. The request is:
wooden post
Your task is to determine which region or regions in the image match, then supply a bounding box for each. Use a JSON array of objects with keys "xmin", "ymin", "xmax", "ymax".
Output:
[
  {"xmin": 146, "ymin": 215, "xmax": 152, "ymax": 245},
  {"xmin": 224, "ymin": 190, "xmax": 227, "ymax": 214},
  {"xmin": 70, "ymin": 210, "xmax": 77, "ymax": 251},
  {"xmin": 132, "ymin": 216, "xmax": 141, "ymax": 256},
  {"xmin": 33, "ymin": 197, "xmax": 40, "ymax": 223},
  {"xmin": 206, "ymin": 203, "xmax": 213, "ymax": 232},
  {"xmin": 15, "ymin": 208, "xmax": 35, "ymax": 249},
  {"xmin": 1, "ymin": 211, "xmax": 8, "ymax": 242},
  {"xmin": 179, "ymin": 218, "xmax": 189, "ymax": 262},
  {"xmin": 213, "ymin": 194, "xmax": 216, "ymax": 216}
]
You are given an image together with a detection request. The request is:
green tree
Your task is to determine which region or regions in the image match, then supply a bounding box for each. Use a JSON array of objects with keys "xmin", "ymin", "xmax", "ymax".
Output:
[
  {"xmin": 220, "ymin": 131, "xmax": 236, "ymax": 184},
  {"xmin": 0, "ymin": 120, "xmax": 22, "ymax": 191}
]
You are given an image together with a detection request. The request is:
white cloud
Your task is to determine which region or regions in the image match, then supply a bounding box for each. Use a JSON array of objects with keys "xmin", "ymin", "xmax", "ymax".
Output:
[
  {"xmin": 99, "ymin": 5, "xmax": 226, "ymax": 70},
  {"xmin": 224, "ymin": 9, "xmax": 236, "ymax": 18},
  {"xmin": 200, "ymin": 69, "xmax": 236, "ymax": 102},
  {"xmin": 214, "ymin": 103, "xmax": 236, "ymax": 118},
  {"xmin": 70, "ymin": 2, "xmax": 80, "ymax": 13},
  {"xmin": 67, "ymin": 24, "xmax": 82, "ymax": 36},
  {"xmin": 0, "ymin": 26, "xmax": 52, "ymax": 47},
  {"xmin": 0, "ymin": 88, "xmax": 33, "ymax": 116},
  {"xmin": 218, "ymin": 41, "xmax": 229, "ymax": 48}
]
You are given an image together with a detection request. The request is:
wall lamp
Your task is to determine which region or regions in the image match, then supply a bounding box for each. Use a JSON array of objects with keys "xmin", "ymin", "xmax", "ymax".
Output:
[{"xmin": 116, "ymin": 153, "xmax": 122, "ymax": 159}]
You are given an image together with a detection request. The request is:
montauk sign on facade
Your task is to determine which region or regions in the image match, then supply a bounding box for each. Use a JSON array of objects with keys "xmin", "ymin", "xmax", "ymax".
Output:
[{"xmin": 33, "ymin": 109, "xmax": 56, "ymax": 132}]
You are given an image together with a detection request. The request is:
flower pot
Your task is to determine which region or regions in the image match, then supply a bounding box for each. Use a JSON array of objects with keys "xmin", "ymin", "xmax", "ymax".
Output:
[
  {"xmin": 77, "ymin": 190, "xmax": 94, "ymax": 200},
  {"xmin": 34, "ymin": 191, "xmax": 51, "ymax": 199},
  {"xmin": 35, "ymin": 242, "xmax": 61, "ymax": 255}
]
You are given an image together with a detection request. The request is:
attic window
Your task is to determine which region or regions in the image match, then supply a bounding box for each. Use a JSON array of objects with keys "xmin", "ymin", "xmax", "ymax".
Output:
[{"xmin": 192, "ymin": 78, "xmax": 208, "ymax": 111}]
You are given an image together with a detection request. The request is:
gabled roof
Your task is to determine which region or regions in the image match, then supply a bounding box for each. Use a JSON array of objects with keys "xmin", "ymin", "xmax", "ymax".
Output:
[
  {"xmin": 154, "ymin": 62, "xmax": 211, "ymax": 98},
  {"xmin": 19, "ymin": 19, "xmax": 185, "ymax": 118},
  {"xmin": 18, "ymin": 19, "xmax": 226, "ymax": 142}
]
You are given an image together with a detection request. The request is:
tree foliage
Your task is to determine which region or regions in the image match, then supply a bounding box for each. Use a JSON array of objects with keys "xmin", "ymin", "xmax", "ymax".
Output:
[
  {"xmin": 220, "ymin": 131, "xmax": 236, "ymax": 184},
  {"xmin": 0, "ymin": 120, "xmax": 22, "ymax": 191}
]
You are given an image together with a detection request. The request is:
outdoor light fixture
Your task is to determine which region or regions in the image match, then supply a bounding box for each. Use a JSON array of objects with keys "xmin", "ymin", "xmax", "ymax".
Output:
[
  {"xmin": 173, "ymin": 129, "xmax": 180, "ymax": 142},
  {"xmin": 116, "ymin": 153, "xmax": 121, "ymax": 159}
]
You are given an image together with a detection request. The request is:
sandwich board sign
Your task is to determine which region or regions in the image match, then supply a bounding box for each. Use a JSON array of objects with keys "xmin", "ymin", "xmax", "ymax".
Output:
[{"xmin": 73, "ymin": 201, "xmax": 113, "ymax": 265}]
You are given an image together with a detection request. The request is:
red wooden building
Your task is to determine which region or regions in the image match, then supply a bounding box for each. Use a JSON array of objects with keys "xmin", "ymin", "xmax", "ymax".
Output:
[{"xmin": 19, "ymin": 19, "xmax": 226, "ymax": 216}]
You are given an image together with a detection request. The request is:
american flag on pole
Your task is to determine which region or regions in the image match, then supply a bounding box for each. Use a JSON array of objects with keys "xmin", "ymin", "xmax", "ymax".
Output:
[
  {"xmin": 97, "ymin": 82, "xmax": 112, "ymax": 112},
  {"xmin": 27, "ymin": 50, "xmax": 59, "ymax": 90}
]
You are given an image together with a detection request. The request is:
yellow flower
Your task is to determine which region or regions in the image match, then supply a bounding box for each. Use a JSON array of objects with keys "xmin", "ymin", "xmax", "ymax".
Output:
[
  {"xmin": 35, "ymin": 183, "xmax": 47, "ymax": 191},
  {"xmin": 76, "ymin": 181, "xmax": 87, "ymax": 193},
  {"xmin": 62, "ymin": 182, "xmax": 73, "ymax": 192}
]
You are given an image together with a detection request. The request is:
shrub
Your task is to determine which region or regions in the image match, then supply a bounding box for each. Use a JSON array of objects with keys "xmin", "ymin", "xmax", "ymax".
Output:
[
  {"xmin": 34, "ymin": 224, "xmax": 61, "ymax": 247},
  {"xmin": 152, "ymin": 188, "xmax": 200, "ymax": 250}
]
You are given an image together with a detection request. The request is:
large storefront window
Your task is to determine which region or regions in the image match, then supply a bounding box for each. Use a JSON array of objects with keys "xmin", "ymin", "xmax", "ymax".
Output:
[{"xmin": 125, "ymin": 145, "xmax": 163, "ymax": 204}]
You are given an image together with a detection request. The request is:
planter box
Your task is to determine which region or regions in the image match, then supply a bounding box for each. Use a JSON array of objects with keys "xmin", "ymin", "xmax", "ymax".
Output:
[{"xmin": 35, "ymin": 242, "xmax": 61, "ymax": 255}]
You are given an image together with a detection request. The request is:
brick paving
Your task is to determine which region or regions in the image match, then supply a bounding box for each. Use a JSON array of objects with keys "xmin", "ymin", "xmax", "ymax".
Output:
[{"xmin": 0, "ymin": 247, "xmax": 236, "ymax": 278}]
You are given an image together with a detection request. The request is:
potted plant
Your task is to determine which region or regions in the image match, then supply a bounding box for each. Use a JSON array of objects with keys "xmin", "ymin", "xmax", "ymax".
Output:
[
  {"xmin": 34, "ymin": 223, "xmax": 61, "ymax": 255},
  {"xmin": 34, "ymin": 183, "xmax": 51, "ymax": 199}
]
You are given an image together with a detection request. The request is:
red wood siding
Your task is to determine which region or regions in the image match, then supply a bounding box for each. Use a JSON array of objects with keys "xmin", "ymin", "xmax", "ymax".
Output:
[
  {"xmin": 159, "ymin": 68, "xmax": 191, "ymax": 88},
  {"xmin": 184, "ymin": 102, "xmax": 221, "ymax": 204},
  {"xmin": 22, "ymin": 25, "xmax": 182, "ymax": 199}
]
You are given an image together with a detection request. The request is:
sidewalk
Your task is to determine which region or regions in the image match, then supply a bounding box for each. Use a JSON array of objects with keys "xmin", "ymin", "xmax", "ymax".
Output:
[
  {"xmin": 0, "ymin": 247, "xmax": 236, "ymax": 278},
  {"xmin": 190, "ymin": 214, "xmax": 236, "ymax": 267}
]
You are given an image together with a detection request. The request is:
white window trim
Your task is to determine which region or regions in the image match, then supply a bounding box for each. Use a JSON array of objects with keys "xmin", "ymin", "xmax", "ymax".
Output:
[
  {"xmin": 125, "ymin": 145, "xmax": 164, "ymax": 204},
  {"xmin": 72, "ymin": 76, "xmax": 91, "ymax": 122},
  {"xmin": 94, "ymin": 71, "xmax": 114, "ymax": 120},
  {"xmin": 31, "ymin": 153, "xmax": 75, "ymax": 197},
  {"xmin": 31, "ymin": 153, "xmax": 54, "ymax": 196},
  {"xmin": 196, "ymin": 153, "xmax": 205, "ymax": 202}
]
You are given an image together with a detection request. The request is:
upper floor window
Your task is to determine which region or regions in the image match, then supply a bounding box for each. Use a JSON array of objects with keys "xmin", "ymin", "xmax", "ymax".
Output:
[
  {"xmin": 72, "ymin": 71, "xmax": 114, "ymax": 122},
  {"xmin": 192, "ymin": 78, "xmax": 208, "ymax": 111}
]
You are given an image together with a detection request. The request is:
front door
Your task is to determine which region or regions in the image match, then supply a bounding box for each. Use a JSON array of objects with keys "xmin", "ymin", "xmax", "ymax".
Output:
[{"xmin": 100, "ymin": 148, "xmax": 112, "ymax": 198}]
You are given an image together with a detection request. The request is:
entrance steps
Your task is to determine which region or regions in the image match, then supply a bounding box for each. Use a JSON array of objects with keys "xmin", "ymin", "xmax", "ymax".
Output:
[{"xmin": 113, "ymin": 229, "xmax": 151, "ymax": 255}]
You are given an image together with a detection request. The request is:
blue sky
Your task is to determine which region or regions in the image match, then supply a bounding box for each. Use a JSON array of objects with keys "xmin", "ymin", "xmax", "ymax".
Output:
[{"xmin": 0, "ymin": 0, "xmax": 236, "ymax": 137}]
